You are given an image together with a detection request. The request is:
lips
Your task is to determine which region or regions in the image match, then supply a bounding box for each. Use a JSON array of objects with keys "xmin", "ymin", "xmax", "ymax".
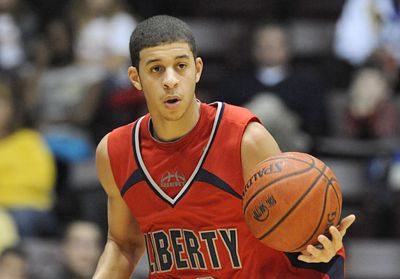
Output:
[
  {"xmin": 163, "ymin": 96, "xmax": 181, "ymax": 108},
  {"xmin": 165, "ymin": 98, "xmax": 179, "ymax": 104}
]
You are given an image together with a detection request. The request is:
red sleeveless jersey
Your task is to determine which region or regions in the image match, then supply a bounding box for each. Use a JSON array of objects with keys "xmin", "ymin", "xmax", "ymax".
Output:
[{"xmin": 107, "ymin": 102, "xmax": 345, "ymax": 279}]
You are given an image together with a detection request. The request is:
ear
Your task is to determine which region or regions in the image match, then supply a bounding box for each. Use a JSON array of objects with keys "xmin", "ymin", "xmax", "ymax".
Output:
[
  {"xmin": 195, "ymin": 57, "xmax": 203, "ymax": 83},
  {"xmin": 128, "ymin": 66, "xmax": 142, "ymax": 90}
]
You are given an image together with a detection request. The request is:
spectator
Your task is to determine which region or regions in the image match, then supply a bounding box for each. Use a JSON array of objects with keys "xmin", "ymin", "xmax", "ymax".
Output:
[
  {"xmin": 339, "ymin": 66, "xmax": 399, "ymax": 139},
  {"xmin": 219, "ymin": 22, "xmax": 328, "ymax": 148},
  {"xmin": 245, "ymin": 94, "xmax": 311, "ymax": 151},
  {"xmin": 64, "ymin": 0, "xmax": 145, "ymax": 143},
  {"xmin": 26, "ymin": 19, "xmax": 103, "ymax": 156},
  {"xmin": 0, "ymin": 0, "xmax": 39, "ymax": 78},
  {"xmin": 0, "ymin": 246, "xmax": 27, "ymax": 279},
  {"xmin": 23, "ymin": 18, "xmax": 102, "ymax": 172},
  {"xmin": 0, "ymin": 81, "xmax": 56, "ymax": 237},
  {"xmin": 334, "ymin": 0, "xmax": 400, "ymax": 89},
  {"xmin": 70, "ymin": 0, "xmax": 138, "ymax": 74},
  {"xmin": 60, "ymin": 221, "xmax": 103, "ymax": 279},
  {"xmin": 0, "ymin": 0, "xmax": 25, "ymax": 71}
]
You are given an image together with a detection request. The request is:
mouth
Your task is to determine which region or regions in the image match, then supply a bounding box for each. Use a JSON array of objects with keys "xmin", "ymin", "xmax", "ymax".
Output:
[
  {"xmin": 165, "ymin": 98, "xmax": 180, "ymax": 104},
  {"xmin": 164, "ymin": 97, "xmax": 181, "ymax": 109}
]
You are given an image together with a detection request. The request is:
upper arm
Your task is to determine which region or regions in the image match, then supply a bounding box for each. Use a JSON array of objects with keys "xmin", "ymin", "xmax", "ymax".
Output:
[
  {"xmin": 96, "ymin": 135, "xmax": 145, "ymax": 252},
  {"xmin": 241, "ymin": 122, "xmax": 282, "ymax": 181}
]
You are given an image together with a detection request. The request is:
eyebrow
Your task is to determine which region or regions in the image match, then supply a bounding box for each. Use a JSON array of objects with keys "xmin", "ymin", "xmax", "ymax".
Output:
[{"xmin": 144, "ymin": 54, "xmax": 191, "ymax": 66}]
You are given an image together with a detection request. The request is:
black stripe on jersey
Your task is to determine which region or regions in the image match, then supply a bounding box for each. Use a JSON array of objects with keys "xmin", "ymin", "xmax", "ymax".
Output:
[
  {"xmin": 120, "ymin": 168, "xmax": 145, "ymax": 197},
  {"xmin": 285, "ymin": 253, "xmax": 344, "ymax": 279},
  {"xmin": 195, "ymin": 169, "xmax": 241, "ymax": 199}
]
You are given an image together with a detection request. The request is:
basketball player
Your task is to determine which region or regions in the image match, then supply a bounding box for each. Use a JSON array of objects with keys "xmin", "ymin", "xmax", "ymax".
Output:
[{"xmin": 93, "ymin": 15, "xmax": 356, "ymax": 278}]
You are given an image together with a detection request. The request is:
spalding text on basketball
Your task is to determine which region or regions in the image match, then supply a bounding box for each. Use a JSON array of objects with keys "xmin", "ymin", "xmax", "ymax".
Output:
[
  {"xmin": 252, "ymin": 194, "xmax": 277, "ymax": 222},
  {"xmin": 244, "ymin": 162, "xmax": 284, "ymax": 195}
]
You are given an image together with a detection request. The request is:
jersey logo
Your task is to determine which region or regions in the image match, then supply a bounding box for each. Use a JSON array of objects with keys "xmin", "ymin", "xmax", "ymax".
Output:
[
  {"xmin": 144, "ymin": 228, "xmax": 242, "ymax": 274},
  {"xmin": 161, "ymin": 171, "xmax": 186, "ymax": 188}
]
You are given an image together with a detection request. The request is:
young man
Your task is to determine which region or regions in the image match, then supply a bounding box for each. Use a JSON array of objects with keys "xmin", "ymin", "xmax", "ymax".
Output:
[{"xmin": 93, "ymin": 15, "xmax": 355, "ymax": 278}]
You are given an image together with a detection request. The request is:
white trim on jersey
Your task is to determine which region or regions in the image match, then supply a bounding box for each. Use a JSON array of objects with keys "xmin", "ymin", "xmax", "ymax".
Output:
[{"xmin": 134, "ymin": 102, "xmax": 223, "ymax": 205}]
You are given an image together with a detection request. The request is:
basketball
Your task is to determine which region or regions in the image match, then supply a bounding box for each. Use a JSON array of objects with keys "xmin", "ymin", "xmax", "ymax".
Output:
[{"xmin": 242, "ymin": 152, "xmax": 342, "ymax": 252}]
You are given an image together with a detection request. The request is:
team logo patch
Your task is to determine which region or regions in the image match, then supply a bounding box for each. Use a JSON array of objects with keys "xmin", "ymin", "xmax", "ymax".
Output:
[{"xmin": 160, "ymin": 171, "xmax": 186, "ymax": 188}]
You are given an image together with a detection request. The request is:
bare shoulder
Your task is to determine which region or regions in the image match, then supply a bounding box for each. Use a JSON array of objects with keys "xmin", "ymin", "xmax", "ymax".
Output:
[
  {"xmin": 241, "ymin": 122, "xmax": 281, "ymax": 181},
  {"xmin": 95, "ymin": 133, "xmax": 119, "ymax": 197},
  {"xmin": 96, "ymin": 133, "xmax": 109, "ymax": 159}
]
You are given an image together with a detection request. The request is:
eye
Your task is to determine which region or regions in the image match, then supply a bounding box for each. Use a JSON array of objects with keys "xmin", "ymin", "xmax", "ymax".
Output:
[
  {"xmin": 151, "ymin": 66, "xmax": 162, "ymax": 73},
  {"xmin": 177, "ymin": 63, "xmax": 187, "ymax": 70}
]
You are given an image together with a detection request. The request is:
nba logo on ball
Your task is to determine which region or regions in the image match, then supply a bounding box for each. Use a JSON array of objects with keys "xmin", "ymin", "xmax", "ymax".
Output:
[{"xmin": 242, "ymin": 152, "xmax": 342, "ymax": 252}]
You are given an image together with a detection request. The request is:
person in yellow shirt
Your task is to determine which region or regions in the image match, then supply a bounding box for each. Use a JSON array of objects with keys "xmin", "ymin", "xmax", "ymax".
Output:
[{"xmin": 0, "ymin": 81, "xmax": 56, "ymax": 237}]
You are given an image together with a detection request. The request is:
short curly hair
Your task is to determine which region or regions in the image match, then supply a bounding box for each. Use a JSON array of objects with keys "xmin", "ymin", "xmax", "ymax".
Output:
[{"xmin": 129, "ymin": 15, "xmax": 197, "ymax": 68}]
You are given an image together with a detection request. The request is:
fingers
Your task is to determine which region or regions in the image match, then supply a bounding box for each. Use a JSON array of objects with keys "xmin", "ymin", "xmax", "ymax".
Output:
[
  {"xmin": 297, "ymin": 252, "xmax": 314, "ymax": 263},
  {"xmin": 319, "ymin": 234, "xmax": 334, "ymax": 251},
  {"xmin": 298, "ymin": 237, "xmax": 332, "ymax": 263},
  {"xmin": 297, "ymin": 214, "xmax": 356, "ymax": 263},
  {"xmin": 300, "ymin": 249, "xmax": 311, "ymax": 256},
  {"xmin": 297, "ymin": 244, "xmax": 328, "ymax": 263},
  {"xmin": 338, "ymin": 214, "xmax": 356, "ymax": 237},
  {"xmin": 327, "ymin": 226, "xmax": 343, "ymax": 252},
  {"xmin": 306, "ymin": 244, "xmax": 322, "ymax": 257}
]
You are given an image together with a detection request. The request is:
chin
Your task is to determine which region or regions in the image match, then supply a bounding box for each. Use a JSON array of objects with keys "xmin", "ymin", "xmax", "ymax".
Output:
[
  {"xmin": 163, "ymin": 112, "xmax": 185, "ymax": 122},
  {"xmin": 161, "ymin": 106, "xmax": 187, "ymax": 121}
]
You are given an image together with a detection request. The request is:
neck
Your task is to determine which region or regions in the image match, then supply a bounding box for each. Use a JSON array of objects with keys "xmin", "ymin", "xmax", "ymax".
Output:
[{"xmin": 151, "ymin": 100, "xmax": 201, "ymax": 142}]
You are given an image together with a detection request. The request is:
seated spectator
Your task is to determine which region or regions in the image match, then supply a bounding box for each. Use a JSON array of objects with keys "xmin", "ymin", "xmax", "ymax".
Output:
[
  {"xmin": 334, "ymin": 0, "xmax": 400, "ymax": 89},
  {"xmin": 244, "ymin": 93, "xmax": 311, "ymax": 151},
  {"xmin": 219, "ymin": 22, "xmax": 328, "ymax": 148},
  {"xmin": 60, "ymin": 221, "xmax": 103, "ymax": 279},
  {"xmin": 90, "ymin": 77, "xmax": 147, "ymax": 144},
  {"xmin": 0, "ymin": 0, "xmax": 26, "ymax": 72},
  {"xmin": 24, "ymin": 18, "xmax": 103, "ymax": 178},
  {"xmin": 70, "ymin": 0, "xmax": 138, "ymax": 74},
  {"xmin": 0, "ymin": 81, "xmax": 56, "ymax": 237},
  {"xmin": 0, "ymin": 246, "xmax": 27, "ymax": 279},
  {"xmin": 335, "ymin": 0, "xmax": 400, "ymax": 66},
  {"xmin": 339, "ymin": 66, "xmax": 399, "ymax": 139}
]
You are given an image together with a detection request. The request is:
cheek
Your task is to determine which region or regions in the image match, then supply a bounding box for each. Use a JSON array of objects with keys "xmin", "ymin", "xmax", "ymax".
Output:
[
  {"xmin": 141, "ymin": 86, "xmax": 160, "ymax": 108},
  {"xmin": 142, "ymin": 81, "xmax": 159, "ymax": 95},
  {"xmin": 140, "ymin": 74, "xmax": 160, "ymax": 89}
]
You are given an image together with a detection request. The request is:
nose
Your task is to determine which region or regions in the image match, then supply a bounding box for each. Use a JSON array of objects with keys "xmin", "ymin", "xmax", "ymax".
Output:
[{"xmin": 162, "ymin": 68, "xmax": 179, "ymax": 89}]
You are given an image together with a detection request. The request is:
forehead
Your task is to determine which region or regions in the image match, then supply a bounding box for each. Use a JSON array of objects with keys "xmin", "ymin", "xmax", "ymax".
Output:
[
  {"xmin": 256, "ymin": 28, "xmax": 286, "ymax": 45},
  {"xmin": 139, "ymin": 42, "xmax": 194, "ymax": 64},
  {"xmin": 67, "ymin": 223, "xmax": 100, "ymax": 239}
]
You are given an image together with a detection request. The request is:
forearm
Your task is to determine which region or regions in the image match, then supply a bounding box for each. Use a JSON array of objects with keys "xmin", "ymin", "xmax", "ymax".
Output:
[{"xmin": 93, "ymin": 238, "xmax": 144, "ymax": 279}]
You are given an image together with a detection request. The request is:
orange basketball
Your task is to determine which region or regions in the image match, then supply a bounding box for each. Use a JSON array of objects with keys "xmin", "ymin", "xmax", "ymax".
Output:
[{"xmin": 242, "ymin": 152, "xmax": 342, "ymax": 252}]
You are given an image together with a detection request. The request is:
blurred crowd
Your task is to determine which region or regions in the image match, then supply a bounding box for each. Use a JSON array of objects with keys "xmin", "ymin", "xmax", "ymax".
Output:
[{"xmin": 0, "ymin": 0, "xmax": 399, "ymax": 278}]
